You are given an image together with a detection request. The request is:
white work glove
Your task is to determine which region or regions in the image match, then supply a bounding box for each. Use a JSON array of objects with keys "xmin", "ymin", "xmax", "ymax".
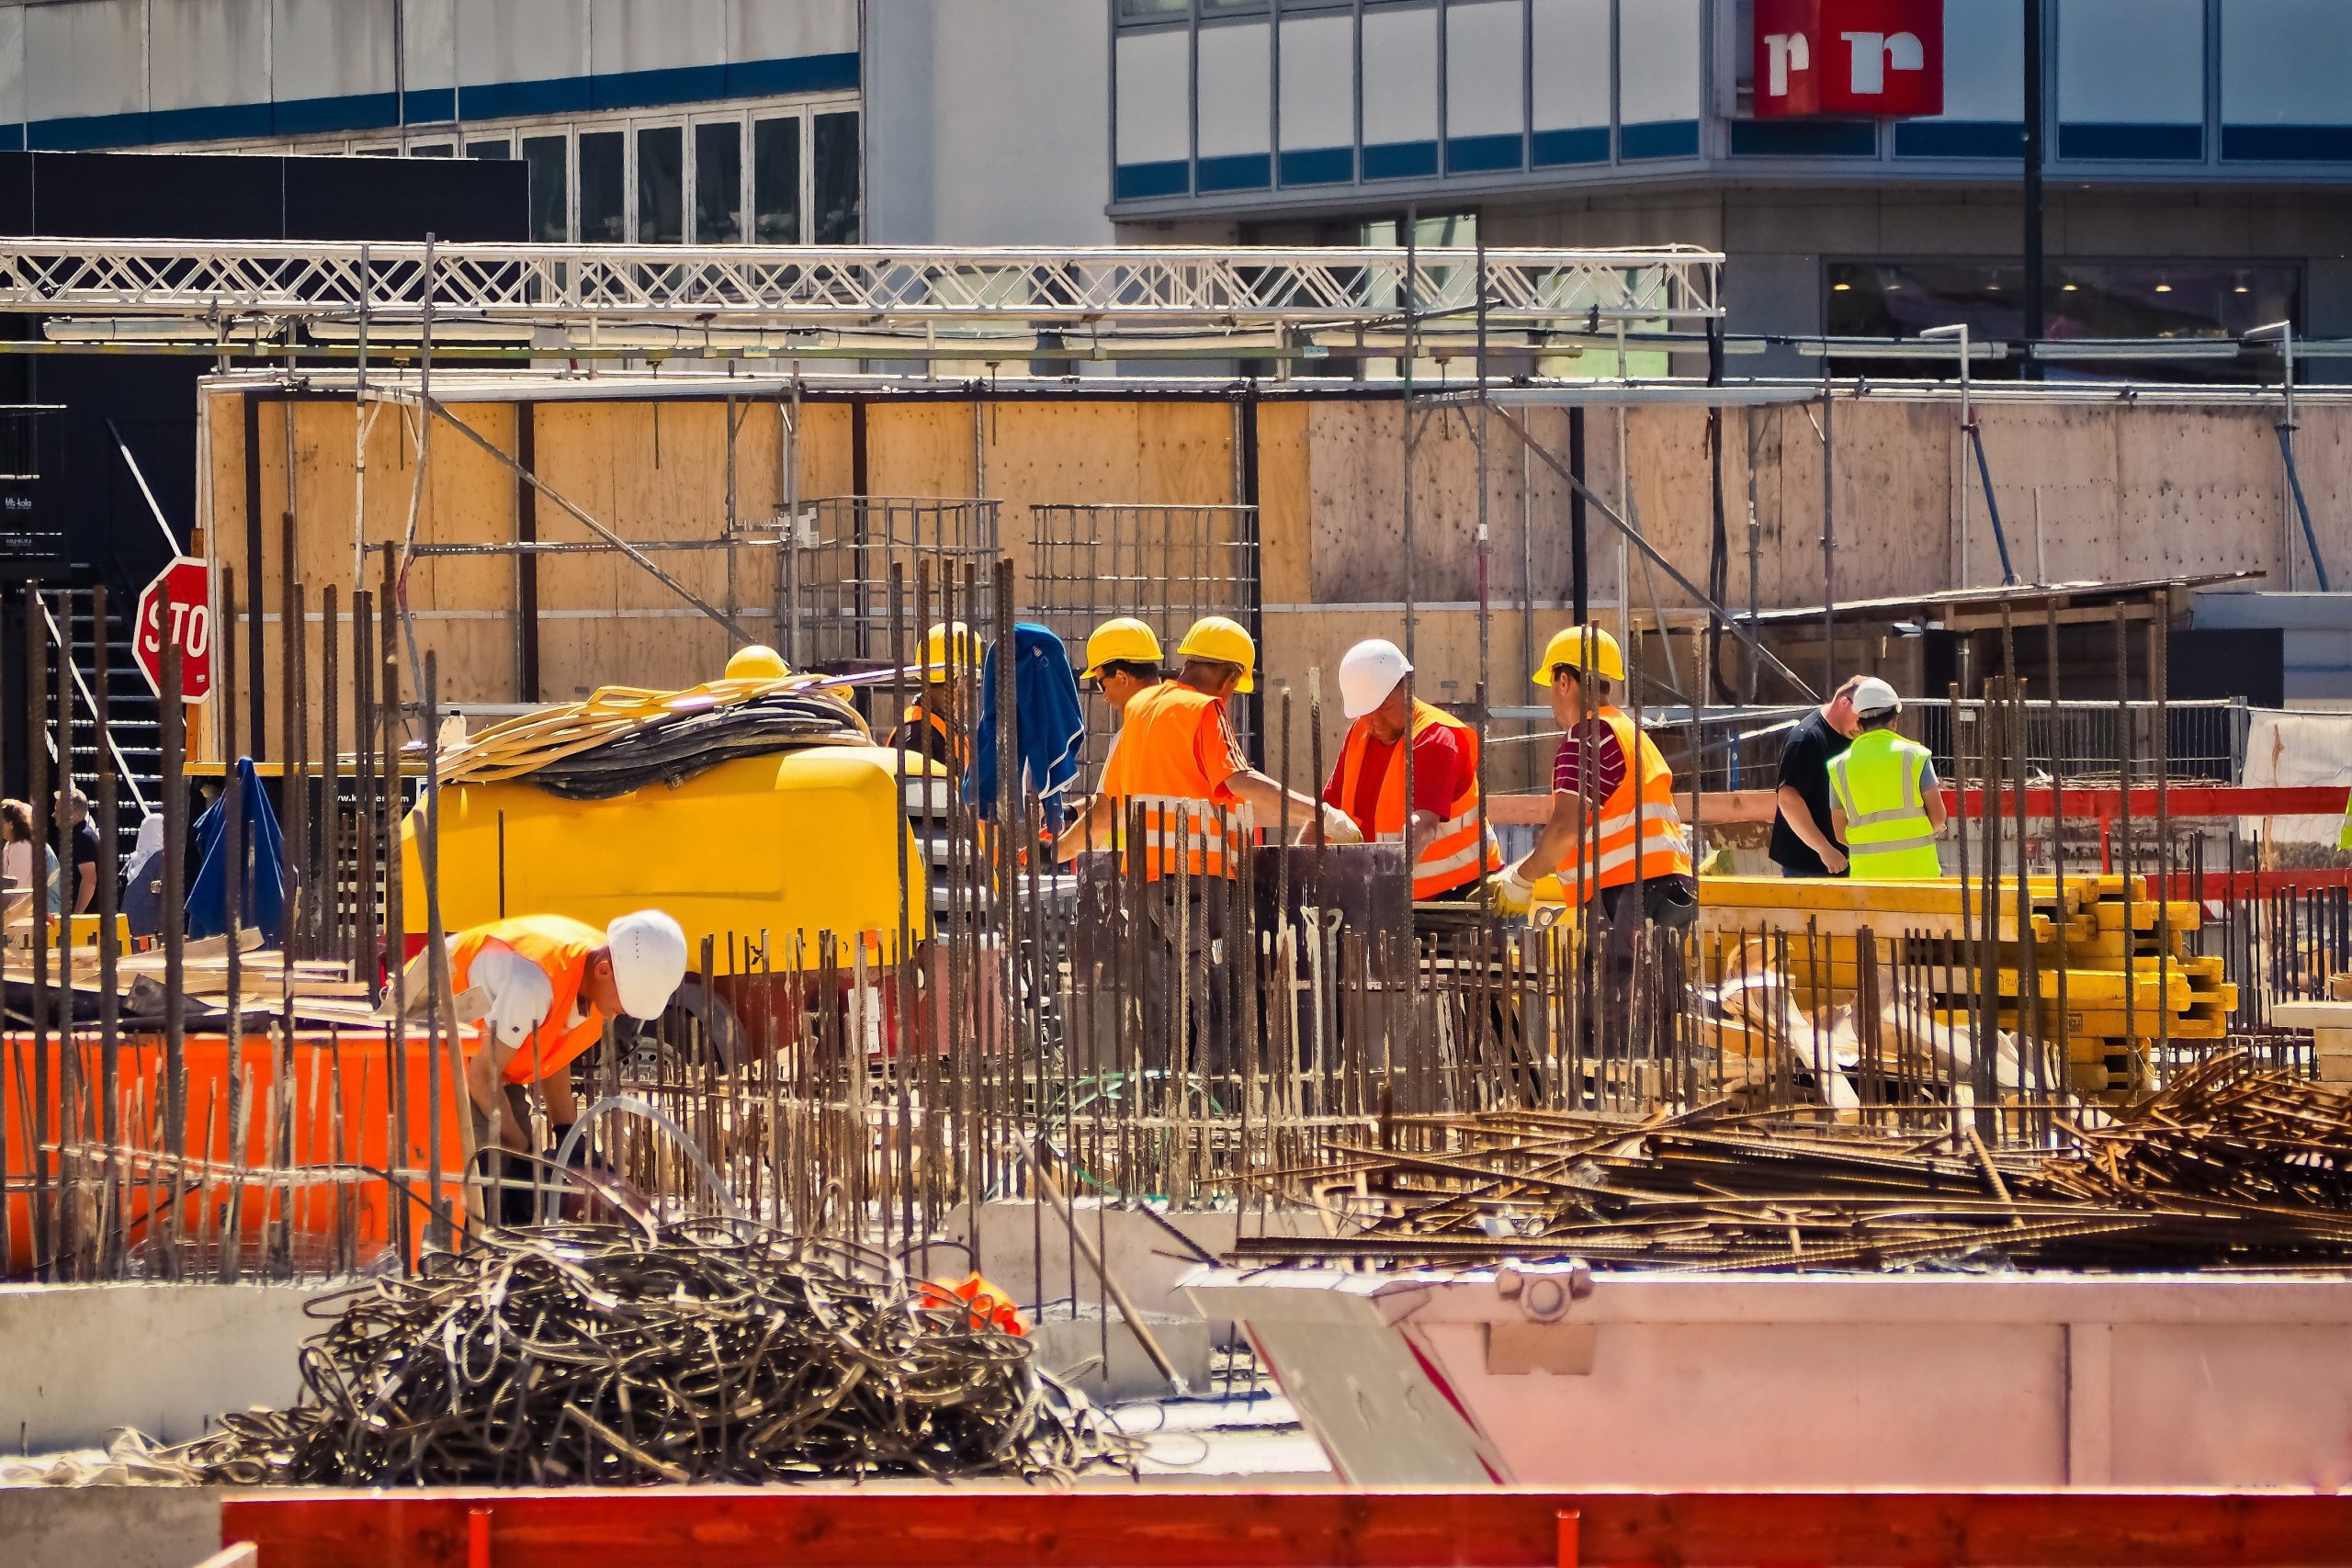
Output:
[
  {"xmin": 1485, "ymin": 863, "xmax": 1537, "ymax": 917},
  {"xmin": 1316, "ymin": 804, "xmax": 1364, "ymax": 846},
  {"xmin": 460, "ymin": 943, "xmax": 556, "ymax": 1050}
]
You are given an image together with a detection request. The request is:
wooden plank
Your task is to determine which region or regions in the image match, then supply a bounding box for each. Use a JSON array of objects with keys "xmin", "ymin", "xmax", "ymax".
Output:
[
  {"xmin": 218, "ymin": 1488, "xmax": 2352, "ymax": 1568},
  {"xmin": 1256, "ymin": 400, "xmax": 1313, "ymax": 605}
]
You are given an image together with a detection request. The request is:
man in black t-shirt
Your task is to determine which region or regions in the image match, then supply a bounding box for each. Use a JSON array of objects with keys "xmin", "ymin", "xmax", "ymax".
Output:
[
  {"xmin": 1769, "ymin": 676, "xmax": 1864, "ymax": 877},
  {"xmin": 52, "ymin": 788, "xmax": 101, "ymax": 914}
]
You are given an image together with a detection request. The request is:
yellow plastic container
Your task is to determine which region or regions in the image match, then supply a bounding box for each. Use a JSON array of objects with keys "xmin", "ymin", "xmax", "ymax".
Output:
[{"xmin": 401, "ymin": 745, "xmax": 930, "ymax": 964}]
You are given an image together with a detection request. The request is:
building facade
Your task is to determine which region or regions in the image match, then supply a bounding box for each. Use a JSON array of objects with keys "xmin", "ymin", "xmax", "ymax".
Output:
[{"xmin": 4, "ymin": 1, "xmax": 2351, "ymax": 377}]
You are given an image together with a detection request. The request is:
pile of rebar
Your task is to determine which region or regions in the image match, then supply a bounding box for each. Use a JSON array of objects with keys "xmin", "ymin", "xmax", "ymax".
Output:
[
  {"xmin": 159, "ymin": 1219, "xmax": 1136, "ymax": 1486},
  {"xmin": 1236, "ymin": 1053, "xmax": 2352, "ymax": 1274}
]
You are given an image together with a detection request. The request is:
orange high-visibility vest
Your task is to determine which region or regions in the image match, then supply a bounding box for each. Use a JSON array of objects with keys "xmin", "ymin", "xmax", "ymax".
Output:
[
  {"xmin": 1561, "ymin": 706, "xmax": 1693, "ymax": 893},
  {"xmin": 449, "ymin": 915, "xmax": 607, "ymax": 1085},
  {"xmin": 1333, "ymin": 699, "xmax": 1504, "ymax": 898},
  {"xmin": 896, "ymin": 705, "xmax": 968, "ymax": 772},
  {"xmin": 1098, "ymin": 681, "xmax": 1248, "ymax": 880}
]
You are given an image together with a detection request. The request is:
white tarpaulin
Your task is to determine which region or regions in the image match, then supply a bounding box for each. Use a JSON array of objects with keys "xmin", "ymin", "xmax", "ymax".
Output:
[{"xmin": 2241, "ymin": 708, "xmax": 2352, "ymax": 845}]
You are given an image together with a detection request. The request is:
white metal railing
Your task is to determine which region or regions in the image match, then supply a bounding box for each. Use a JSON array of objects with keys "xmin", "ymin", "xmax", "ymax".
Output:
[
  {"xmin": 39, "ymin": 593, "xmax": 153, "ymax": 819},
  {"xmin": 0, "ymin": 238, "xmax": 1723, "ymax": 330}
]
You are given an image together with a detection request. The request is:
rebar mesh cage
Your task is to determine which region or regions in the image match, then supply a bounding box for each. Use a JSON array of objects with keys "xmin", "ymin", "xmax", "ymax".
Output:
[
  {"xmin": 1027, "ymin": 502, "xmax": 1260, "ymax": 767},
  {"xmin": 779, "ymin": 497, "xmax": 1002, "ymax": 674}
]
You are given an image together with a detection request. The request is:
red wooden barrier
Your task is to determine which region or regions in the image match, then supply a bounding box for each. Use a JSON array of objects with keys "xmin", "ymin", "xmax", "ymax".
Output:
[{"xmin": 220, "ymin": 1487, "xmax": 2352, "ymax": 1568}]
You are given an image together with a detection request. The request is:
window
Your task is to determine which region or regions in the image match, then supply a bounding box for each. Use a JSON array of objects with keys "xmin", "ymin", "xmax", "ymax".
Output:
[
  {"xmin": 753, "ymin": 116, "xmax": 802, "ymax": 243},
  {"xmin": 812, "ymin": 110, "xmax": 860, "ymax": 243},
  {"xmin": 409, "ymin": 141, "xmax": 453, "ymax": 158},
  {"xmin": 1118, "ymin": 0, "xmax": 1189, "ymax": 18},
  {"xmin": 636, "ymin": 124, "xmax": 684, "ymax": 243},
  {"xmin": 579, "ymin": 130, "xmax": 625, "ymax": 243},
  {"xmin": 1826, "ymin": 260, "xmax": 2301, "ymax": 381},
  {"xmin": 695, "ymin": 120, "xmax": 743, "ymax": 243},
  {"xmin": 466, "ymin": 137, "xmax": 512, "ymax": 160},
  {"xmin": 523, "ymin": 134, "xmax": 569, "ymax": 242}
]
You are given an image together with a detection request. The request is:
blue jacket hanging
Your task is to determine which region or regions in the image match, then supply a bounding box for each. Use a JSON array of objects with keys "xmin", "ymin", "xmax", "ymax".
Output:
[
  {"xmin": 187, "ymin": 756, "xmax": 288, "ymax": 944},
  {"xmin": 970, "ymin": 624, "xmax": 1085, "ymax": 832}
]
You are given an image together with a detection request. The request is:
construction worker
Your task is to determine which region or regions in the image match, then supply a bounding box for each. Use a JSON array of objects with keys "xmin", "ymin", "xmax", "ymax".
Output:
[
  {"xmin": 409, "ymin": 910, "xmax": 688, "ymax": 1221},
  {"xmin": 888, "ymin": 621, "xmax": 978, "ymax": 773},
  {"xmin": 1826, "ymin": 677, "xmax": 1948, "ymax": 879},
  {"xmin": 1771, "ymin": 675, "xmax": 1866, "ymax": 878},
  {"xmin": 1076, "ymin": 615, "xmax": 1164, "ymax": 784},
  {"xmin": 1327, "ymin": 637, "xmax": 1501, "ymax": 900},
  {"xmin": 1490, "ymin": 626, "xmax": 1695, "ymax": 1041},
  {"xmin": 1057, "ymin": 615, "xmax": 1353, "ymax": 1071}
]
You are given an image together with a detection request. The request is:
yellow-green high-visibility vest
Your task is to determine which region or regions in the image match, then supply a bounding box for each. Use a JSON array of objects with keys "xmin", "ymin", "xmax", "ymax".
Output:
[
  {"xmin": 1826, "ymin": 728, "xmax": 1942, "ymax": 879},
  {"xmin": 2340, "ymin": 786, "xmax": 2351, "ymax": 852}
]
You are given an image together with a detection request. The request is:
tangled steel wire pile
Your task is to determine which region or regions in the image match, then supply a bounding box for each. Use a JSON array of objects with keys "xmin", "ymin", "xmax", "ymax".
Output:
[
  {"xmin": 164, "ymin": 1220, "xmax": 1136, "ymax": 1486},
  {"xmin": 1236, "ymin": 1053, "xmax": 2352, "ymax": 1274}
]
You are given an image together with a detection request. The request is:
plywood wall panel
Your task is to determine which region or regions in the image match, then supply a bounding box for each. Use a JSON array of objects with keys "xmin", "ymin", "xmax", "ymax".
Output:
[
  {"xmin": 1256, "ymin": 400, "xmax": 1314, "ymax": 604},
  {"xmin": 2114, "ymin": 408, "xmax": 2278, "ymax": 582},
  {"xmin": 1973, "ymin": 403, "xmax": 2122, "ymax": 588}
]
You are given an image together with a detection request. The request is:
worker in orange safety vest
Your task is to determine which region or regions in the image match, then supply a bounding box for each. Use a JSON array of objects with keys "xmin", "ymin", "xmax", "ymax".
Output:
[
  {"xmin": 1326, "ymin": 637, "xmax": 1503, "ymax": 900},
  {"xmin": 1489, "ymin": 626, "xmax": 1695, "ymax": 1043},
  {"xmin": 1053, "ymin": 616, "xmax": 1353, "ymax": 1075},
  {"xmin": 408, "ymin": 910, "xmax": 689, "ymax": 1222}
]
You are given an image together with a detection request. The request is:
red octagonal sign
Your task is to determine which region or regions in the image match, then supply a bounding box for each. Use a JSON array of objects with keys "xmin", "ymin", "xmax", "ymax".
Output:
[{"xmin": 135, "ymin": 556, "xmax": 213, "ymax": 702}]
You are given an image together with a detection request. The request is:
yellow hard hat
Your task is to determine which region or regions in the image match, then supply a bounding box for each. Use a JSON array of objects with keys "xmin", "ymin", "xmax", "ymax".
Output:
[
  {"xmin": 1532, "ymin": 625, "xmax": 1625, "ymax": 685},
  {"xmin": 725, "ymin": 644, "xmax": 789, "ymax": 682},
  {"xmin": 1080, "ymin": 616, "xmax": 1163, "ymax": 680},
  {"xmin": 1174, "ymin": 615, "xmax": 1256, "ymax": 694},
  {"xmin": 920, "ymin": 621, "xmax": 978, "ymax": 685}
]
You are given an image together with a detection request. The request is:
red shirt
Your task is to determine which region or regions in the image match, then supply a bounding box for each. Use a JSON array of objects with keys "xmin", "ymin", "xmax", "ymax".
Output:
[
  {"xmin": 1325, "ymin": 724, "xmax": 1465, "ymax": 833},
  {"xmin": 1552, "ymin": 725, "xmax": 1628, "ymax": 801}
]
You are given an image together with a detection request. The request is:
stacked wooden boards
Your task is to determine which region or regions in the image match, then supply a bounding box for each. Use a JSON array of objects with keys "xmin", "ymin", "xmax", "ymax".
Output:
[
  {"xmin": 1, "ymin": 926, "xmax": 376, "ymax": 1019},
  {"xmin": 1696, "ymin": 874, "xmax": 2236, "ymax": 1104}
]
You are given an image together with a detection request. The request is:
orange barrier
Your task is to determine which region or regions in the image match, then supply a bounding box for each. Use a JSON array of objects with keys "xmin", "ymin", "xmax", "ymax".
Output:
[
  {"xmin": 2, "ymin": 1027, "xmax": 472, "ymax": 1275},
  {"xmin": 220, "ymin": 1487, "xmax": 2352, "ymax": 1568}
]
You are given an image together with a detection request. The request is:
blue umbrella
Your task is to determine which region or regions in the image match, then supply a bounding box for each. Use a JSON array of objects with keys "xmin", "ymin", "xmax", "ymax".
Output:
[{"xmin": 186, "ymin": 756, "xmax": 287, "ymax": 943}]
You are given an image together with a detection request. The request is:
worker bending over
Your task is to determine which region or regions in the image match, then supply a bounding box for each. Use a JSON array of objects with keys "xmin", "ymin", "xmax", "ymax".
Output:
[
  {"xmin": 888, "ymin": 621, "xmax": 978, "ymax": 773},
  {"xmin": 1490, "ymin": 626, "xmax": 1694, "ymax": 1040},
  {"xmin": 1057, "ymin": 616, "xmax": 1353, "ymax": 1071},
  {"xmin": 1327, "ymin": 637, "xmax": 1501, "ymax": 899},
  {"xmin": 411, "ymin": 910, "xmax": 688, "ymax": 1221},
  {"xmin": 1826, "ymin": 677, "xmax": 1948, "ymax": 878}
]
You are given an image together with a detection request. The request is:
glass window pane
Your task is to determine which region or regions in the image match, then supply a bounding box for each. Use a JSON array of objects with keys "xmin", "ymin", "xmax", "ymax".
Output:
[
  {"xmin": 753, "ymin": 116, "xmax": 801, "ymax": 243},
  {"xmin": 579, "ymin": 130, "xmax": 625, "ymax": 243},
  {"xmin": 523, "ymin": 134, "xmax": 569, "ymax": 242},
  {"xmin": 694, "ymin": 120, "xmax": 742, "ymax": 243},
  {"xmin": 409, "ymin": 141, "xmax": 453, "ymax": 157},
  {"xmin": 466, "ymin": 138, "xmax": 512, "ymax": 160},
  {"xmin": 812, "ymin": 110, "xmax": 859, "ymax": 244},
  {"xmin": 1119, "ymin": 0, "xmax": 1188, "ymax": 18},
  {"xmin": 636, "ymin": 124, "xmax": 684, "ymax": 243}
]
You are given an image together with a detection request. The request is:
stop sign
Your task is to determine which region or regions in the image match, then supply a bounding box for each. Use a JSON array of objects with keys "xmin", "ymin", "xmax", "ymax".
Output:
[{"xmin": 135, "ymin": 556, "xmax": 213, "ymax": 702}]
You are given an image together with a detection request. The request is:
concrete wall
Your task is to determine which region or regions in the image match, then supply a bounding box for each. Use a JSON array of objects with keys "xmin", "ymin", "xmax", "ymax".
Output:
[
  {"xmin": 0, "ymin": 1281, "xmax": 334, "ymax": 1451},
  {"xmin": 866, "ymin": 0, "xmax": 1113, "ymax": 246}
]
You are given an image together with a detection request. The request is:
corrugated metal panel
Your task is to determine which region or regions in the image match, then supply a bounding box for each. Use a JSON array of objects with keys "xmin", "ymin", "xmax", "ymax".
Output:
[
  {"xmin": 151, "ymin": 0, "xmax": 269, "ymax": 113},
  {"xmin": 454, "ymin": 0, "xmax": 590, "ymax": 89},
  {"xmin": 732, "ymin": 0, "xmax": 856, "ymax": 67},
  {"xmin": 23, "ymin": 0, "xmax": 144, "ymax": 125},
  {"xmin": 591, "ymin": 0, "xmax": 728, "ymax": 79}
]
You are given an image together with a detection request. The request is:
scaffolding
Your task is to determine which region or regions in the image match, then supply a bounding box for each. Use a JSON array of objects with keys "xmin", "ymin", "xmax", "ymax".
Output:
[{"xmin": 1027, "ymin": 502, "xmax": 1260, "ymax": 766}]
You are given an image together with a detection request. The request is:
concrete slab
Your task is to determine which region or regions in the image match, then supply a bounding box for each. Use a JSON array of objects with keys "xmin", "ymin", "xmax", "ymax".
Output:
[
  {"xmin": 1028, "ymin": 1311, "xmax": 1211, "ymax": 1403},
  {"xmin": 0, "ymin": 1486, "xmax": 224, "ymax": 1568},
  {"xmin": 0, "ymin": 1281, "xmax": 341, "ymax": 1452}
]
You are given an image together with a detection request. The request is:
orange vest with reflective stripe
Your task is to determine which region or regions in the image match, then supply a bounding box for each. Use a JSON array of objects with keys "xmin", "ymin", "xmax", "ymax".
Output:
[
  {"xmin": 1334, "ymin": 700, "xmax": 1504, "ymax": 898},
  {"xmin": 897, "ymin": 705, "xmax": 968, "ymax": 772},
  {"xmin": 450, "ymin": 915, "xmax": 607, "ymax": 1085},
  {"xmin": 1098, "ymin": 682, "xmax": 1248, "ymax": 880},
  {"xmin": 1562, "ymin": 706, "xmax": 1692, "ymax": 893}
]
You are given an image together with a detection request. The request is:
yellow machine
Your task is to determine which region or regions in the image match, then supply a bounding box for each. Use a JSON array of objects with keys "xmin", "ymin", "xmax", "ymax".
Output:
[{"xmin": 400, "ymin": 677, "xmax": 933, "ymax": 968}]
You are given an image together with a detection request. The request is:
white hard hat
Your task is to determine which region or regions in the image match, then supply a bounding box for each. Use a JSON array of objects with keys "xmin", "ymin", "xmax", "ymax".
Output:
[
  {"xmin": 605, "ymin": 910, "xmax": 689, "ymax": 1020},
  {"xmin": 1339, "ymin": 638, "xmax": 1412, "ymax": 720},
  {"xmin": 1851, "ymin": 676, "xmax": 1902, "ymax": 716}
]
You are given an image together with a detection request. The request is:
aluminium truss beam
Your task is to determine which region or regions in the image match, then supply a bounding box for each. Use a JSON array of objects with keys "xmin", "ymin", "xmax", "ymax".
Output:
[{"xmin": 0, "ymin": 238, "xmax": 1721, "ymax": 337}]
